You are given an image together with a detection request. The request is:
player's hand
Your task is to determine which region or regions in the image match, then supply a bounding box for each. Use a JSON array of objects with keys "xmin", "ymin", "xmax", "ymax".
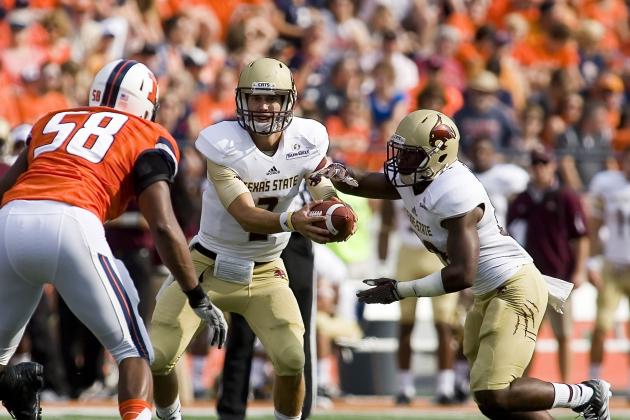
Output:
[
  {"xmin": 309, "ymin": 162, "xmax": 359, "ymax": 188},
  {"xmin": 356, "ymin": 278, "xmax": 401, "ymax": 304},
  {"xmin": 185, "ymin": 285, "xmax": 228, "ymax": 348},
  {"xmin": 291, "ymin": 201, "xmax": 331, "ymax": 243}
]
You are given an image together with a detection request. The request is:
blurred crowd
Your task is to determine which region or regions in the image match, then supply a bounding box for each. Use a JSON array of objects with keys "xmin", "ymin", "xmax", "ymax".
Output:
[{"xmin": 1, "ymin": 0, "xmax": 630, "ymax": 408}]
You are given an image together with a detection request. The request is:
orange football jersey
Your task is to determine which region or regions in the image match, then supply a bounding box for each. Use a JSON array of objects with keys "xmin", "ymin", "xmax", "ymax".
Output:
[{"xmin": 3, "ymin": 106, "xmax": 180, "ymax": 222}]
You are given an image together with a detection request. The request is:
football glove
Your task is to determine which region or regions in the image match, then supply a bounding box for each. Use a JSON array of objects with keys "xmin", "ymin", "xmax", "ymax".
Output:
[
  {"xmin": 185, "ymin": 285, "xmax": 227, "ymax": 348},
  {"xmin": 309, "ymin": 162, "xmax": 359, "ymax": 187},
  {"xmin": 356, "ymin": 278, "xmax": 402, "ymax": 304}
]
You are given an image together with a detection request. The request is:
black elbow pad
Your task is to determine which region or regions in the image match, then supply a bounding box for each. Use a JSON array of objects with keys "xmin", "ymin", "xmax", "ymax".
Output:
[{"xmin": 132, "ymin": 149, "xmax": 177, "ymax": 195}]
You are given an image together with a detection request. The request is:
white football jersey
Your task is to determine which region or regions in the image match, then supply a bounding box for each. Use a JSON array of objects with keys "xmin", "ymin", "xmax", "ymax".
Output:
[
  {"xmin": 195, "ymin": 117, "xmax": 328, "ymax": 261},
  {"xmin": 473, "ymin": 163, "xmax": 529, "ymax": 229},
  {"xmin": 395, "ymin": 200, "xmax": 426, "ymax": 248},
  {"xmin": 589, "ymin": 170, "xmax": 630, "ymax": 265},
  {"xmin": 395, "ymin": 161, "xmax": 532, "ymax": 295}
]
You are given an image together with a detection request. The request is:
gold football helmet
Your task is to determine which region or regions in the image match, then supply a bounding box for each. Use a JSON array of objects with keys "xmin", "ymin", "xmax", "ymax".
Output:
[
  {"xmin": 384, "ymin": 109, "xmax": 460, "ymax": 186},
  {"xmin": 236, "ymin": 57, "xmax": 296, "ymax": 135}
]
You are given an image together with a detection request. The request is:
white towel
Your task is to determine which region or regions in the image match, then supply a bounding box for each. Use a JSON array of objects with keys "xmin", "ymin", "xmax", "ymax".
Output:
[{"xmin": 543, "ymin": 275, "xmax": 574, "ymax": 314}]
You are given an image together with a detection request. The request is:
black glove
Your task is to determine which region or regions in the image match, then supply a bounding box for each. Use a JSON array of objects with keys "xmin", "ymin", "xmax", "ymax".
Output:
[
  {"xmin": 185, "ymin": 285, "xmax": 227, "ymax": 348},
  {"xmin": 356, "ymin": 278, "xmax": 401, "ymax": 304}
]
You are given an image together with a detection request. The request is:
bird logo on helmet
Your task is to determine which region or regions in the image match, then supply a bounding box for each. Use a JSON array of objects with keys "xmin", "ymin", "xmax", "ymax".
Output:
[
  {"xmin": 235, "ymin": 57, "xmax": 297, "ymax": 135},
  {"xmin": 384, "ymin": 110, "xmax": 460, "ymax": 186},
  {"xmin": 89, "ymin": 59, "xmax": 160, "ymax": 121}
]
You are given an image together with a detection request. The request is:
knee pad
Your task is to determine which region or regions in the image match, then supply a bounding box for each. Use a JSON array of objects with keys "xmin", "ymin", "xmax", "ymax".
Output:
[
  {"xmin": 273, "ymin": 342, "xmax": 305, "ymax": 376},
  {"xmin": 150, "ymin": 348, "xmax": 177, "ymax": 376}
]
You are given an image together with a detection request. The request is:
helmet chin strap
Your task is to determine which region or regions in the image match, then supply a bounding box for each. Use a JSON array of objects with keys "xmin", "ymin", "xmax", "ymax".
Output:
[{"xmin": 252, "ymin": 120, "xmax": 272, "ymax": 133}]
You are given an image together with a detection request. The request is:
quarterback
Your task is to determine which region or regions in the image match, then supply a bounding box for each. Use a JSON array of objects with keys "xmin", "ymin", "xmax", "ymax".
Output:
[
  {"xmin": 150, "ymin": 58, "xmax": 352, "ymax": 420},
  {"xmin": 0, "ymin": 60, "xmax": 226, "ymax": 420},
  {"xmin": 313, "ymin": 109, "xmax": 610, "ymax": 420}
]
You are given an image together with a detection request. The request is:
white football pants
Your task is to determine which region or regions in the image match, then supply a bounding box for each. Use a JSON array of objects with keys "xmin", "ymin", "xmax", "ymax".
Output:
[{"xmin": 0, "ymin": 200, "xmax": 153, "ymax": 365}]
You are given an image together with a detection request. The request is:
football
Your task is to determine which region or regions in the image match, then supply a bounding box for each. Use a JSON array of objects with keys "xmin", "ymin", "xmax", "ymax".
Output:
[{"xmin": 308, "ymin": 200, "xmax": 357, "ymax": 242}]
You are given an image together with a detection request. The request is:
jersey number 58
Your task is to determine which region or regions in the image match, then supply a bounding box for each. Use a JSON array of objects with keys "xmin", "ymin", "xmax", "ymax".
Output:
[{"xmin": 34, "ymin": 111, "xmax": 128, "ymax": 163}]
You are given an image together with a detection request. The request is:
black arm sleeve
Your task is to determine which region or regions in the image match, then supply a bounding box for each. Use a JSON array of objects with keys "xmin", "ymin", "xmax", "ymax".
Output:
[{"xmin": 132, "ymin": 149, "xmax": 177, "ymax": 196}]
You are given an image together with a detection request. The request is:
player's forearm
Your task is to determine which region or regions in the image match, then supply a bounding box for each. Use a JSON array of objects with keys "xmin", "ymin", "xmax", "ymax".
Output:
[
  {"xmin": 572, "ymin": 235, "xmax": 589, "ymax": 275},
  {"xmin": 232, "ymin": 206, "xmax": 285, "ymax": 234},
  {"xmin": 333, "ymin": 169, "xmax": 400, "ymax": 200},
  {"xmin": 152, "ymin": 223, "xmax": 199, "ymax": 291},
  {"xmin": 396, "ymin": 263, "xmax": 473, "ymax": 298}
]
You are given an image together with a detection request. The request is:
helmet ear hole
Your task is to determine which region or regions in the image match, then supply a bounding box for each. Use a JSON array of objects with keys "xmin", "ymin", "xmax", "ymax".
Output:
[{"xmin": 438, "ymin": 154, "xmax": 447, "ymax": 163}]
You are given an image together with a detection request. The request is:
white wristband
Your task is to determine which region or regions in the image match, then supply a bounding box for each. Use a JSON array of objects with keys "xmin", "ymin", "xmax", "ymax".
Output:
[
  {"xmin": 279, "ymin": 211, "xmax": 294, "ymax": 232},
  {"xmin": 396, "ymin": 271, "xmax": 445, "ymax": 297}
]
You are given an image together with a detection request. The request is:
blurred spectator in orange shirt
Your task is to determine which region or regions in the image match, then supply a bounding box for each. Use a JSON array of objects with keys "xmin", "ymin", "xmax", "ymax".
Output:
[
  {"xmin": 190, "ymin": 66, "xmax": 237, "ymax": 134},
  {"xmin": 580, "ymin": 0, "xmax": 629, "ymax": 56},
  {"xmin": 591, "ymin": 72, "xmax": 625, "ymax": 130},
  {"xmin": 513, "ymin": 21, "xmax": 579, "ymax": 71},
  {"xmin": 457, "ymin": 24, "xmax": 498, "ymax": 77},
  {"xmin": 1, "ymin": 11, "xmax": 48, "ymax": 83},
  {"xmin": 411, "ymin": 56, "xmax": 463, "ymax": 117},
  {"xmin": 326, "ymin": 97, "xmax": 371, "ymax": 169},
  {"xmin": 485, "ymin": 0, "xmax": 540, "ymax": 30},
  {"xmin": 15, "ymin": 64, "xmax": 70, "ymax": 124},
  {"xmin": 0, "ymin": 83, "xmax": 21, "ymax": 126},
  {"xmin": 445, "ymin": 0, "xmax": 489, "ymax": 43}
]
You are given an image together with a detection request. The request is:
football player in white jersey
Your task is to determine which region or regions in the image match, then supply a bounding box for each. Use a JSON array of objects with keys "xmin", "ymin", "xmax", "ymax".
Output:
[
  {"xmin": 588, "ymin": 147, "xmax": 630, "ymax": 393},
  {"xmin": 312, "ymin": 109, "xmax": 611, "ymax": 419},
  {"xmin": 150, "ymin": 58, "xmax": 353, "ymax": 420}
]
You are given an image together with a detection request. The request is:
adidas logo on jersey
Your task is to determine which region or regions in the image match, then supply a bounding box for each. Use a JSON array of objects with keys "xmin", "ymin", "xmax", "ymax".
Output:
[{"xmin": 266, "ymin": 166, "xmax": 280, "ymax": 175}]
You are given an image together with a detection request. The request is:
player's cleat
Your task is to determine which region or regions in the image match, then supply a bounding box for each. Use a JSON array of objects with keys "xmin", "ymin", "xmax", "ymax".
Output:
[
  {"xmin": 434, "ymin": 393, "xmax": 458, "ymax": 405},
  {"xmin": 572, "ymin": 379, "xmax": 611, "ymax": 420},
  {"xmin": 394, "ymin": 392, "xmax": 412, "ymax": 406},
  {"xmin": 454, "ymin": 383, "xmax": 470, "ymax": 403},
  {"xmin": 0, "ymin": 362, "xmax": 44, "ymax": 420}
]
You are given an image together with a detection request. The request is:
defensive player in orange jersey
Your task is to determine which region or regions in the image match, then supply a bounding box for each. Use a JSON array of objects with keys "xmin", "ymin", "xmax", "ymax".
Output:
[{"xmin": 0, "ymin": 59, "xmax": 227, "ymax": 420}]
